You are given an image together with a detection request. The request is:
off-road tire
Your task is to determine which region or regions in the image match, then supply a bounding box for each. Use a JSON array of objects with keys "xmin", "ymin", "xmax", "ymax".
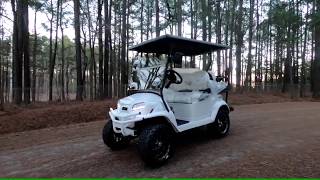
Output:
[
  {"xmin": 208, "ymin": 109, "xmax": 230, "ymax": 138},
  {"xmin": 102, "ymin": 121, "xmax": 129, "ymax": 150},
  {"xmin": 137, "ymin": 124, "xmax": 174, "ymax": 167}
]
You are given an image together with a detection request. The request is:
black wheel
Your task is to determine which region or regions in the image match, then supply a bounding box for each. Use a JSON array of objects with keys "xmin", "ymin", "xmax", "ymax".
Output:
[
  {"xmin": 137, "ymin": 124, "xmax": 174, "ymax": 167},
  {"xmin": 102, "ymin": 121, "xmax": 129, "ymax": 150},
  {"xmin": 208, "ymin": 109, "xmax": 230, "ymax": 137}
]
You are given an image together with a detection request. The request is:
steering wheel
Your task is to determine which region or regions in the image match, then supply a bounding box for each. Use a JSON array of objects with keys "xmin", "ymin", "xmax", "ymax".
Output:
[
  {"xmin": 216, "ymin": 75, "xmax": 229, "ymax": 82},
  {"xmin": 165, "ymin": 70, "xmax": 183, "ymax": 88}
]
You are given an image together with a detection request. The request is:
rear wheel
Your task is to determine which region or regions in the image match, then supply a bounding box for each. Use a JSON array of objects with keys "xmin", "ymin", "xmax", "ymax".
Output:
[
  {"xmin": 102, "ymin": 121, "xmax": 129, "ymax": 150},
  {"xmin": 137, "ymin": 124, "xmax": 174, "ymax": 167},
  {"xmin": 208, "ymin": 109, "xmax": 230, "ymax": 137}
]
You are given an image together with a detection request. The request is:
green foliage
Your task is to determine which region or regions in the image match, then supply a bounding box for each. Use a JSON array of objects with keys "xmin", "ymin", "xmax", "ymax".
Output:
[
  {"xmin": 267, "ymin": 1, "xmax": 302, "ymax": 43},
  {"xmin": 29, "ymin": 0, "xmax": 44, "ymax": 11},
  {"xmin": 58, "ymin": 36, "xmax": 75, "ymax": 66},
  {"xmin": 28, "ymin": 34, "xmax": 76, "ymax": 73},
  {"xmin": 310, "ymin": 10, "xmax": 320, "ymax": 28},
  {"xmin": 0, "ymin": 39, "xmax": 11, "ymax": 57}
]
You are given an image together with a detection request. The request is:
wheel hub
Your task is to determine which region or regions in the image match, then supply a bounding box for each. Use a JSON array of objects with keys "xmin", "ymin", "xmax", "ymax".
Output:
[{"xmin": 218, "ymin": 117, "xmax": 228, "ymax": 133}]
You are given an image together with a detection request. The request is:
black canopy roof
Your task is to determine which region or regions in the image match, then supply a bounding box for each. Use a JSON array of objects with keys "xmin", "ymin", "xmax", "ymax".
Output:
[{"xmin": 129, "ymin": 35, "xmax": 229, "ymax": 56}]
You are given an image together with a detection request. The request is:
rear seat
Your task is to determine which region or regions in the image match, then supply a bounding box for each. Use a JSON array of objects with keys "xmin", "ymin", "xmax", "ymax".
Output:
[{"xmin": 163, "ymin": 70, "xmax": 211, "ymax": 104}]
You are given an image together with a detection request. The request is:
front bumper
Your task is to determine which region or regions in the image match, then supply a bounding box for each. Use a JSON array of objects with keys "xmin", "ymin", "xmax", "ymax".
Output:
[{"xmin": 108, "ymin": 108, "xmax": 143, "ymax": 136}]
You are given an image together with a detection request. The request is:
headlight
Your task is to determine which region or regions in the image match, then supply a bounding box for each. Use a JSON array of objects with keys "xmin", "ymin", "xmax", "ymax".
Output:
[{"xmin": 132, "ymin": 102, "xmax": 145, "ymax": 112}]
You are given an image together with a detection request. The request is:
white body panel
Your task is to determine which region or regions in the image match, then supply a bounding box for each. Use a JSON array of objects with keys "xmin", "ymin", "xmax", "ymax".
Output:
[
  {"xmin": 109, "ymin": 93, "xmax": 176, "ymax": 136},
  {"xmin": 109, "ymin": 92, "xmax": 228, "ymax": 136},
  {"xmin": 169, "ymin": 94, "xmax": 227, "ymax": 131}
]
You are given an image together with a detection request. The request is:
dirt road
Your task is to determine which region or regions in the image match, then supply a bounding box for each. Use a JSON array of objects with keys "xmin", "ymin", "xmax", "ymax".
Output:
[{"xmin": 0, "ymin": 102, "xmax": 319, "ymax": 177}]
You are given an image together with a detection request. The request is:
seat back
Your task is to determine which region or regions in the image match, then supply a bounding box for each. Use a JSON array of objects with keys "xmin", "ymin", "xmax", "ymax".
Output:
[{"xmin": 170, "ymin": 69, "xmax": 210, "ymax": 92}]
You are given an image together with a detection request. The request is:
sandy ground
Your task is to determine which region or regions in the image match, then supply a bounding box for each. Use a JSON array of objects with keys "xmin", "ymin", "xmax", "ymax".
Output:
[{"xmin": 0, "ymin": 102, "xmax": 319, "ymax": 177}]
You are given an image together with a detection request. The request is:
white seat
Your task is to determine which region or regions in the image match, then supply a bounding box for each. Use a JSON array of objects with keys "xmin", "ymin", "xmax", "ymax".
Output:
[
  {"xmin": 170, "ymin": 70, "xmax": 210, "ymax": 91},
  {"xmin": 163, "ymin": 70, "xmax": 211, "ymax": 104}
]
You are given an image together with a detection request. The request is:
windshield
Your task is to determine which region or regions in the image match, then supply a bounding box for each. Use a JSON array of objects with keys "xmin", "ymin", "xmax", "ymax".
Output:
[{"xmin": 129, "ymin": 56, "xmax": 166, "ymax": 90}]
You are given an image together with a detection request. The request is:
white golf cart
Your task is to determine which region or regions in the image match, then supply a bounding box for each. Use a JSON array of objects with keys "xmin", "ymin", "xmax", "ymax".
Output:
[{"xmin": 102, "ymin": 35, "xmax": 232, "ymax": 167}]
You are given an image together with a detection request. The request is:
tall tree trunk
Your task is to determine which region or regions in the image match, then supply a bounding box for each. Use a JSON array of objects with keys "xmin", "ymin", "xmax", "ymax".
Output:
[
  {"xmin": 282, "ymin": 26, "xmax": 293, "ymax": 94},
  {"xmin": 15, "ymin": 0, "xmax": 29, "ymax": 104},
  {"xmin": 269, "ymin": 4, "xmax": 274, "ymax": 86},
  {"xmin": 268, "ymin": 0, "xmax": 276, "ymax": 88},
  {"xmin": 117, "ymin": 11, "xmax": 121, "ymax": 96},
  {"xmin": 6, "ymin": 57, "xmax": 9, "ymax": 102},
  {"xmin": 74, "ymin": 0, "xmax": 83, "ymax": 100},
  {"xmin": 215, "ymin": 0, "xmax": 222, "ymax": 75},
  {"xmin": 310, "ymin": 0, "xmax": 316, "ymax": 92},
  {"xmin": 174, "ymin": 0, "xmax": 182, "ymax": 68},
  {"xmin": 275, "ymin": 29, "xmax": 281, "ymax": 86},
  {"xmin": 66, "ymin": 61, "xmax": 69, "ymax": 99},
  {"xmin": 155, "ymin": 0, "xmax": 160, "ymax": 37},
  {"xmin": 104, "ymin": 0, "xmax": 110, "ymax": 98},
  {"xmin": 0, "ymin": 21, "xmax": 3, "ymax": 109},
  {"xmin": 228, "ymin": 0, "xmax": 236, "ymax": 86},
  {"xmin": 113, "ymin": 7, "xmax": 118, "ymax": 97},
  {"xmin": 81, "ymin": 30, "xmax": 87, "ymax": 99},
  {"xmin": 177, "ymin": 0, "xmax": 182, "ymax": 36},
  {"xmin": 22, "ymin": 0, "xmax": 30, "ymax": 104},
  {"xmin": 207, "ymin": 0, "xmax": 212, "ymax": 70},
  {"xmin": 194, "ymin": 0, "xmax": 198, "ymax": 40},
  {"xmin": 146, "ymin": 3, "xmax": 150, "ymax": 39},
  {"xmin": 244, "ymin": 0, "xmax": 254, "ymax": 88},
  {"xmin": 32, "ymin": 10, "xmax": 37, "ymax": 102},
  {"xmin": 51, "ymin": 0, "xmax": 60, "ymax": 100},
  {"xmin": 235, "ymin": 0, "xmax": 244, "ymax": 89},
  {"xmin": 86, "ymin": 0, "xmax": 94, "ymax": 100},
  {"xmin": 126, "ymin": 4, "xmax": 130, "ymax": 76},
  {"xmin": 11, "ymin": 0, "xmax": 17, "ymax": 102},
  {"xmin": 121, "ymin": 0, "xmax": 127, "ymax": 97},
  {"xmin": 190, "ymin": 0, "xmax": 193, "ymax": 39},
  {"xmin": 60, "ymin": 30, "xmax": 65, "ymax": 101},
  {"xmin": 312, "ymin": 0, "xmax": 320, "ymax": 98},
  {"xmin": 201, "ymin": 0, "xmax": 207, "ymax": 70},
  {"xmin": 98, "ymin": 0, "xmax": 103, "ymax": 99},
  {"xmin": 224, "ymin": 0, "xmax": 230, "ymax": 78},
  {"xmin": 60, "ymin": 2, "xmax": 65, "ymax": 101},
  {"xmin": 140, "ymin": 0, "xmax": 144, "ymax": 42},
  {"xmin": 254, "ymin": 0, "xmax": 262, "ymax": 90},
  {"xmin": 48, "ymin": 0, "xmax": 54, "ymax": 101},
  {"xmin": 190, "ymin": 0, "xmax": 195, "ymax": 68},
  {"xmin": 300, "ymin": 5, "xmax": 309, "ymax": 97},
  {"xmin": 108, "ymin": 0, "xmax": 113, "ymax": 97},
  {"xmin": 60, "ymin": 2, "xmax": 66, "ymax": 101}
]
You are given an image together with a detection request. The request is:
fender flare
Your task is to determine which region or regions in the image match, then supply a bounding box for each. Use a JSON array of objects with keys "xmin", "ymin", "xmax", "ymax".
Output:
[
  {"xmin": 210, "ymin": 100, "xmax": 230, "ymax": 123},
  {"xmin": 134, "ymin": 113, "xmax": 178, "ymax": 133}
]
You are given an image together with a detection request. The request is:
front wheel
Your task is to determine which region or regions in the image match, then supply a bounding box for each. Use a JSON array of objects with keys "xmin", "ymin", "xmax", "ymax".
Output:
[
  {"xmin": 137, "ymin": 124, "xmax": 174, "ymax": 167},
  {"xmin": 102, "ymin": 121, "xmax": 129, "ymax": 150},
  {"xmin": 208, "ymin": 109, "xmax": 230, "ymax": 137}
]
